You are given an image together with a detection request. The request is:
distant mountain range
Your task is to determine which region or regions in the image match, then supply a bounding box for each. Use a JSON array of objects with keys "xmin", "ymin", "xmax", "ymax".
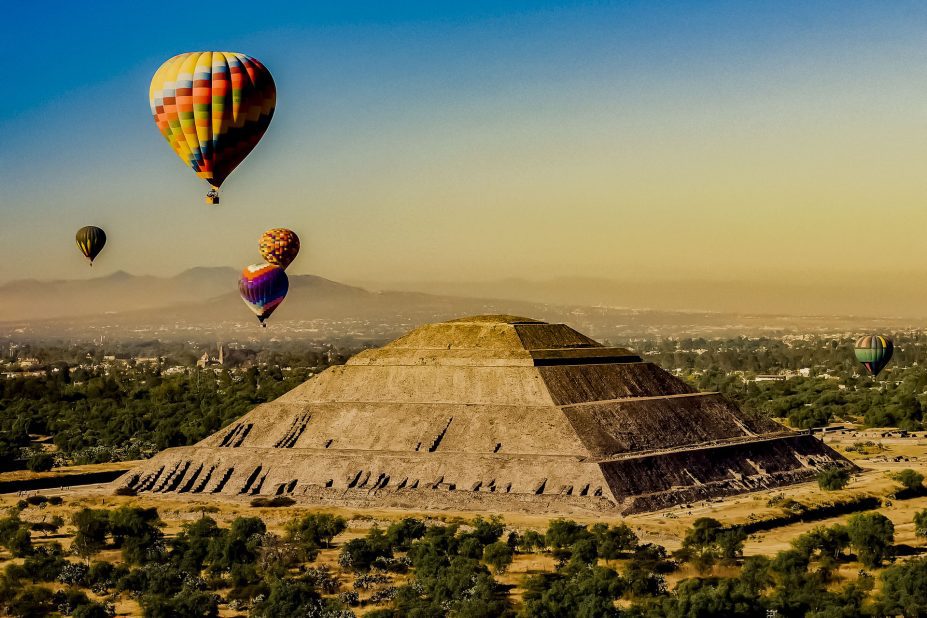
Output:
[
  {"xmin": 0, "ymin": 268, "xmax": 920, "ymax": 342},
  {"xmin": 0, "ymin": 268, "xmax": 549, "ymax": 338}
]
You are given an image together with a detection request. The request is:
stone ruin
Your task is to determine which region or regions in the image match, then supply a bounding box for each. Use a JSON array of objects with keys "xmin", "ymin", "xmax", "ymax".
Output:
[{"xmin": 117, "ymin": 315, "xmax": 853, "ymax": 514}]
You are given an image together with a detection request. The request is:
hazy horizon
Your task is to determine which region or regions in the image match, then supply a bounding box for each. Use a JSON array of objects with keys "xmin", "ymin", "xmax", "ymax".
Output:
[
  {"xmin": 2, "ymin": 265, "xmax": 926, "ymax": 320},
  {"xmin": 3, "ymin": 1, "xmax": 927, "ymax": 318}
]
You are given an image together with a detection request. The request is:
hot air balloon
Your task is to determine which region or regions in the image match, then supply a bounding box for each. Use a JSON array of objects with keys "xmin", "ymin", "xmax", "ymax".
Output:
[
  {"xmin": 854, "ymin": 335, "xmax": 893, "ymax": 376},
  {"xmin": 259, "ymin": 228, "xmax": 300, "ymax": 269},
  {"xmin": 239, "ymin": 264, "xmax": 288, "ymax": 327},
  {"xmin": 149, "ymin": 52, "xmax": 276, "ymax": 204},
  {"xmin": 76, "ymin": 226, "xmax": 106, "ymax": 266}
]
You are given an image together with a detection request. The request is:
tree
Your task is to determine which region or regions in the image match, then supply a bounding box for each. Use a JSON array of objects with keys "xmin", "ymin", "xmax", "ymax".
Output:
[
  {"xmin": 591, "ymin": 522, "xmax": 638, "ymax": 561},
  {"xmin": 71, "ymin": 509, "xmax": 110, "ymax": 563},
  {"xmin": 251, "ymin": 578, "xmax": 327, "ymax": 617},
  {"xmin": 679, "ymin": 518, "xmax": 746, "ymax": 573},
  {"xmin": 338, "ymin": 528, "xmax": 392, "ymax": 572},
  {"xmin": 470, "ymin": 515, "xmax": 505, "ymax": 545},
  {"xmin": 26, "ymin": 452, "xmax": 54, "ymax": 473},
  {"xmin": 518, "ymin": 530, "xmax": 545, "ymax": 553},
  {"xmin": 284, "ymin": 512, "xmax": 346, "ymax": 555},
  {"xmin": 915, "ymin": 509, "xmax": 927, "ymax": 541},
  {"xmin": 0, "ymin": 513, "xmax": 32, "ymax": 558},
  {"xmin": 385, "ymin": 518, "xmax": 427, "ymax": 550},
  {"xmin": 545, "ymin": 519, "xmax": 590, "ymax": 550},
  {"xmin": 818, "ymin": 467, "xmax": 851, "ymax": 491},
  {"xmin": 206, "ymin": 516, "xmax": 265, "ymax": 572},
  {"xmin": 792, "ymin": 524, "xmax": 849, "ymax": 561},
  {"xmin": 893, "ymin": 469, "xmax": 925, "ymax": 494},
  {"xmin": 522, "ymin": 564, "xmax": 624, "ymax": 617},
  {"xmin": 7, "ymin": 586, "xmax": 54, "ymax": 618},
  {"xmin": 877, "ymin": 555, "xmax": 927, "ymax": 617},
  {"xmin": 170, "ymin": 516, "xmax": 222, "ymax": 574},
  {"xmin": 483, "ymin": 541, "xmax": 514, "ymax": 573},
  {"xmin": 109, "ymin": 506, "xmax": 163, "ymax": 564},
  {"xmin": 847, "ymin": 512, "xmax": 894, "ymax": 569}
]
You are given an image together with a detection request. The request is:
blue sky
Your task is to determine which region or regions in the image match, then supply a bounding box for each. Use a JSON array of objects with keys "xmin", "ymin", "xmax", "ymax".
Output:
[{"xmin": 2, "ymin": 1, "xmax": 927, "ymax": 288}]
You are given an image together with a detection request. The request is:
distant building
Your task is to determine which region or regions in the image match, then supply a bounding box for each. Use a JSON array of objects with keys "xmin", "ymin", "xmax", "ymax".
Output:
[
  {"xmin": 753, "ymin": 374, "xmax": 786, "ymax": 382},
  {"xmin": 197, "ymin": 343, "xmax": 226, "ymax": 369}
]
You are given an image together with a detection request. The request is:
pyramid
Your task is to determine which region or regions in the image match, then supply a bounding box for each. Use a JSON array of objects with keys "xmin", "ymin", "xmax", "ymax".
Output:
[{"xmin": 118, "ymin": 316, "xmax": 853, "ymax": 514}]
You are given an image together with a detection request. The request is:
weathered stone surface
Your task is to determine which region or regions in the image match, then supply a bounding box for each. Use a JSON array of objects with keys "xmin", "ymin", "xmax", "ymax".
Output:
[{"xmin": 117, "ymin": 315, "xmax": 853, "ymax": 514}]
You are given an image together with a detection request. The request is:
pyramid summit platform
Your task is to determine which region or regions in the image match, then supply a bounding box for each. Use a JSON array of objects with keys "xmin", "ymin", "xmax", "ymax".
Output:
[{"xmin": 118, "ymin": 315, "xmax": 853, "ymax": 514}]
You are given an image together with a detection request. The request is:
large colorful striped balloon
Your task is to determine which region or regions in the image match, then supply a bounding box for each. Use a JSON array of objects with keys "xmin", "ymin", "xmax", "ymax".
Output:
[
  {"xmin": 149, "ymin": 52, "xmax": 276, "ymax": 204},
  {"xmin": 259, "ymin": 228, "xmax": 300, "ymax": 269},
  {"xmin": 76, "ymin": 226, "xmax": 106, "ymax": 266},
  {"xmin": 239, "ymin": 263, "xmax": 288, "ymax": 326},
  {"xmin": 854, "ymin": 335, "xmax": 893, "ymax": 376}
]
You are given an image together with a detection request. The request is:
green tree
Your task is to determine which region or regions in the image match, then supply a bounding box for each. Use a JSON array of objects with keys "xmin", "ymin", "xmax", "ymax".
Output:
[
  {"xmin": 25, "ymin": 452, "xmax": 54, "ymax": 473},
  {"xmin": 71, "ymin": 509, "xmax": 110, "ymax": 563},
  {"xmin": 914, "ymin": 509, "xmax": 927, "ymax": 541},
  {"xmin": 518, "ymin": 530, "xmax": 545, "ymax": 553},
  {"xmin": 385, "ymin": 517, "xmax": 426, "ymax": 550},
  {"xmin": 338, "ymin": 528, "xmax": 392, "ymax": 572},
  {"xmin": 483, "ymin": 541, "xmax": 514, "ymax": 573},
  {"xmin": 679, "ymin": 518, "xmax": 746, "ymax": 573},
  {"xmin": 847, "ymin": 512, "xmax": 894, "ymax": 569},
  {"xmin": 284, "ymin": 512, "xmax": 346, "ymax": 555},
  {"xmin": 251, "ymin": 578, "xmax": 328, "ymax": 617},
  {"xmin": 169, "ymin": 516, "xmax": 222, "ymax": 574},
  {"xmin": 591, "ymin": 522, "xmax": 638, "ymax": 561},
  {"xmin": 893, "ymin": 468, "xmax": 925, "ymax": 493},
  {"xmin": 817, "ymin": 467, "xmax": 851, "ymax": 491},
  {"xmin": 877, "ymin": 555, "xmax": 927, "ymax": 617},
  {"xmin": 109, "ymin": 506, "xmax": 163, "ymax": 564}
]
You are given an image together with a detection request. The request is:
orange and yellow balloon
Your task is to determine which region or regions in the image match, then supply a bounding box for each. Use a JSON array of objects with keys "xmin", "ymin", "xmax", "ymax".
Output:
[
  {"xmin": 259, "ymin": 228, "xmax": 300, "ymax": 269},
  {"xmin": 149, "ymin": 52, "xmax": 276, "ymax": 204}
]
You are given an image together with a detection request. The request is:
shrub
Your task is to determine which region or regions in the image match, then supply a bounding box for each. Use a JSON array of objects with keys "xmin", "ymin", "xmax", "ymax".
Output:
[{"xmin": 249, "ymin": 496, "xmax": 295, "ymax": 508}]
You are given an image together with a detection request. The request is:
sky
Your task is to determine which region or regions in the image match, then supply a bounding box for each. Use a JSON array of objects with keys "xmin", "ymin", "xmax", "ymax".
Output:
[{"xmin": 2, "ymin": 1, "xmax": 927, "ymax": 313}]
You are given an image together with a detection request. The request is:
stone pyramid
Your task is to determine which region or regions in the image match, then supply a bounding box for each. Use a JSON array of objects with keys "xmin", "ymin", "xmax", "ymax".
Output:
[{"xmin": 118, "ymin": 315, "xmax": 852, "ymax": 514}]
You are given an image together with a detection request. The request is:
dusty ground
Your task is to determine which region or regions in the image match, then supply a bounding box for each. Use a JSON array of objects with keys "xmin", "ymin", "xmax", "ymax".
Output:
[{"xmin": 1, "ymin": 429, "xmax": 925, "ymax": 616}]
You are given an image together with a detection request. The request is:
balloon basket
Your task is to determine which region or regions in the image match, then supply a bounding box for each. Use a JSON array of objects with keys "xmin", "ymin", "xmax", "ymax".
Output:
[{"xmin": 205, "ymin": 194, "xmax": 219, "ymax": 205}]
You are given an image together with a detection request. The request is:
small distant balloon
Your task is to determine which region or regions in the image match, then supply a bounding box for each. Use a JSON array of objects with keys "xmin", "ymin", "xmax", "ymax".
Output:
[
  {"xmin": 239, "ymin": 263, "xmax": 288, "ymax": 327},
  {"xmin": 76, "ymin": 226, "xmax": 106, "ymax": 266},
  {"xmin": 854, "ymin": 335, "xmax": 893, "ymax": 376},
  {"xmin": 149, "ymin": 51, "xmax": 276, "ymax": 204},
  {"xmin": 259, "ymin": 228, "xmax": 300, "ymax": 269}
]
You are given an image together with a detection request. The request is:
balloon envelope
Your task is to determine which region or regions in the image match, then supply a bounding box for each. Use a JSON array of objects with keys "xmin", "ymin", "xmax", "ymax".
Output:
[
  {"xmin": 149, "ymin": 52, "xmax": 276, "ymax": 200},
  {"xmin": 76, "ymin": 226, "xmax": 106, "ymax": 265},
  {"xmin": 259, "ymin": 228, "xmax": 300, "ymax": 269},
  {"xmin": 854, "ymin": 335, "xmax": 893, "ymax": 376},
  {"xmin": 239, "ymin": 263, "xmax": 288, "ymax": 324}
]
